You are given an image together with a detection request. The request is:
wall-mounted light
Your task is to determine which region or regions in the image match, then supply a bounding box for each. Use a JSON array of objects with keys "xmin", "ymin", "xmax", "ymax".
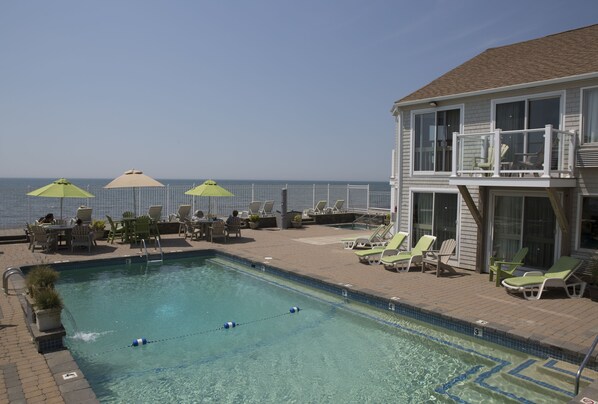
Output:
[{"xmin": 429, "ymin": 101, "xmax": 438, "ymax": 107}]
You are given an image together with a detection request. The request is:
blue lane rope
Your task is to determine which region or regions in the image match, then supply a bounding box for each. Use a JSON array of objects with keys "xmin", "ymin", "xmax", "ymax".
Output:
[{"xmin": 126, "ymin": 306, "xmax": 302, "ymax": 349}]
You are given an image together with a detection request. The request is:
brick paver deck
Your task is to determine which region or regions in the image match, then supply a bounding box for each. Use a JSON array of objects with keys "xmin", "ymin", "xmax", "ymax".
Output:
[{"xmin": 1, "ymin": 225, "xmax": 597, "ymax": 402}]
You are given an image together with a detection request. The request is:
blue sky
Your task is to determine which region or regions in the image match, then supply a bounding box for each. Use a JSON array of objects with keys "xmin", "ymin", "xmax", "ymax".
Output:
[{"xmin": 1, "ymin": 1, "xmax": 597, "ymax": 181}]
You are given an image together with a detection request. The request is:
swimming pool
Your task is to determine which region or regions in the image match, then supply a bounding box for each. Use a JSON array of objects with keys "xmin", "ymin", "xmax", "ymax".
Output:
[{"xmin": 56, "ymin": 255, "xmax": 575, "ymax": 403}]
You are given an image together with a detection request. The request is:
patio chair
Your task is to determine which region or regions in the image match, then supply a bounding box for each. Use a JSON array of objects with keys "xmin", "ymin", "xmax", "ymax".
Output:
[
  {"xmin": 209, "ymin": 221, "xmax": 227, "ymax": 243},
  {"xmin": 226, "ymin": 216, "xmax": 242, "ymax": 238},
  {"xmin": 474, "ymin": 143, "xmax": 509, "ymax": 171},
  {"xmin": 170, "ymin": 204, "xmax": 191, "ymax": 236},
  {"xmin": 380, "ymin": 235, "xmax": 437, "ymax": 272},
  {"xmin": 71, "ymin": 224, "xmax": 93, "ymax": 253},
  {"xmin": 106, "ymin": 215, "xmax": 125, "ymax": 244},
  {"xmin": 421, "ymin": 239, "xmax": 457, "ymax": 277},
  {"xmin": 501, "ymin": 256, "xmax": 585, "ymax": 300},
  {"xmin": 260, "ymin": 200, "xmax": 274, "ymax": 217},
  {"xmin": 76, "ymin": 206, "xmax": 93, "ymax": 225},
  {"xmin": 132, "ymin": 215, "xmax": 153, "ymax": 246},
  {"xmin": 488, "ymin": 247, "xmax": 529, "ymax": 287},
  {"xmin": 342, "ymin": 223, "xmax": 393, "ymax": 250},
  {"xmin": 30, "ymin": 224, "xmax": 56, "ymax": 252},
  {"xmin": 354, "ymin": 231, "xmax": 409, "ymax": 265}
]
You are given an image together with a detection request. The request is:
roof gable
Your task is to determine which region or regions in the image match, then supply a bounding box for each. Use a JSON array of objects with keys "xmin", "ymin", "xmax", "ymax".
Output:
[{"xmin": 396, "ymin": 24, "xmax": 598, "ymax": 105}]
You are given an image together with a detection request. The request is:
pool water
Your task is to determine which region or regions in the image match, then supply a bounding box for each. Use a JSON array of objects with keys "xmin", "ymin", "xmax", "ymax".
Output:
[{"xmin": 57, "ymin": 256, "xmax": 569, "ymax": 403}]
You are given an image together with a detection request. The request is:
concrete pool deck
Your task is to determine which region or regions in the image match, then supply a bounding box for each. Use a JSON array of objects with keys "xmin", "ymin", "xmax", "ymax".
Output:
[{"xmin": 1, "ymin": 225, "xmax": 598, "ymax": 402}]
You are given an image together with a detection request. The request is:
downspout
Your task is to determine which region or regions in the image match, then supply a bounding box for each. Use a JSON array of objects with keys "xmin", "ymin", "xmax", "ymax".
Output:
[{"xmin": 393, "ymin": 108, "xmax": 403, "ymax": 232}]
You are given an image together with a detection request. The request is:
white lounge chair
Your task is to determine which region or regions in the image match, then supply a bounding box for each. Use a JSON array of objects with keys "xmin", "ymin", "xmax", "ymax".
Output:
[
  {"xmin": 261, "ymin": 200, "xmax": 274, "ymax": 216},
  {"xmin": 328, "ymin": 200, "xmax": 344, "ymax": 213},
  {"xmin": 314, "ymin": 200, "xmax": 327, "ymax": 214},
  {"xmin": 501, "ymin": 256, "xmax": 585, "ymax": 300},
  {"xmin": 148, "ymin": 205, "xmax": 163, "ymax": 222},
  {"xmin": 76, "ymin": 206, "xmax": 93, "ymax": 225}
]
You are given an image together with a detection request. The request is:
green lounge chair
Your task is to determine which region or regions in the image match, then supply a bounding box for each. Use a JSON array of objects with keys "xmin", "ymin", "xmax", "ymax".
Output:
[
  {"xmin": 501, "ymin": 256, "xmax": 585, "ymax": 300},
  {"xmin": 380, "ymin": 235, "xmax": 437, "ymax": 272},
  {"xmin": 342, "ymin": 223, "xmax": 392, "ymax": 250},
  {"xmin": 354, "ymin": 231, "xmax": 408, "ymax": 265},
  {"xmin": 488, "ymin": 247, "xmax": 529, "ymax": 287}
]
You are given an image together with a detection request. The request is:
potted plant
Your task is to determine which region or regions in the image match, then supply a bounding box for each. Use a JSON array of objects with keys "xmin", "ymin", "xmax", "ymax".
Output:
[
  {"xmin": 90, "ymin": 219, "xmax": 106, "ymax": 240},
  {"xmin": 248, "ymin": 214, "xmax": 260, "ymax": 229},
  {"xmin": 291, "ymin": 214, "xmax": 303, "ymax": 228},
  {"xmin": 33, "ymin": 287, "xmax": 63, "ymax": 331},
  {"xmin": 25, "ymin": 265, "xmax": 59, "ymax": 297}
]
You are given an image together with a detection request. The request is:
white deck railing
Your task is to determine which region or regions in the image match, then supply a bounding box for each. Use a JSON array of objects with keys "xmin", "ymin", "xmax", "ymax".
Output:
[{"xmin": 452, "ymin": 125, "xmax": 576, "ymax": 178}]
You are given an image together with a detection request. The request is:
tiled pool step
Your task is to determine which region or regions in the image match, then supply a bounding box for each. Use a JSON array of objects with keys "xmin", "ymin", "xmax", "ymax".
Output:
[{"xmin": 443, "ymin": 358, "xmax": 597, "ymax": 403}]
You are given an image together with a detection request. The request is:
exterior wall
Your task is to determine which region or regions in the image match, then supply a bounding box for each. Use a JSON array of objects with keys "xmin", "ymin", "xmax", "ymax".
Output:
[{"xmin": 395, "ymin": 78, "xmax": 598, "ymax": 271}]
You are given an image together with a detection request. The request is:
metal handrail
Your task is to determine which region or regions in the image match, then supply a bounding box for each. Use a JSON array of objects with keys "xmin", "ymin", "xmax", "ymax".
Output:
[
  {"xmin": 140, "ymin": 238, "xmax": 163, "ymax": 264},
  {"xmin": 3, "ymin": 267, "xmax": 25, "ymax": 295},
  {"xmin": 575, "ymin": 333, "xmax": 598, "ymax": 395}
]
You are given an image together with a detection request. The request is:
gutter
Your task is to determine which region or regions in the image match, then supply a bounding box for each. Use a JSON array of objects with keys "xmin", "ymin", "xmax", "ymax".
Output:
[{"xmin": 391, "ymin": 71, "xmax": 598, "ymax": 110}]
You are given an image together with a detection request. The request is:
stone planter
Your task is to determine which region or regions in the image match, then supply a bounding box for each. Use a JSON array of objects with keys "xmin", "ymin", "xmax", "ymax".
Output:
[
  {"xmin": 249, "ymin": 221, "xmax": 259, "ymax": 229},
  {"xmin": 94, "ymin": 230, "xmax": 105, "ymax": 240},
  {"xmin": 36, "ymin": 308, "xmax": 62, "ymax": 332},
  {"xmin": 291, "ymin": 221, "xmax": 302, "ymax": 228}
]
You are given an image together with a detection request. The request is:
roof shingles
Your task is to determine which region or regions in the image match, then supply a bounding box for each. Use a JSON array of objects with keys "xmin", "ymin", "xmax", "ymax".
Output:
[{"xmin": 397, "ymin": 24, "xmax": 598, "ymax": 104}]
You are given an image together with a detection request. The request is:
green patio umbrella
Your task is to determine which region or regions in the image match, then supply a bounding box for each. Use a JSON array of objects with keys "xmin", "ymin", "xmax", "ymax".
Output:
[
  {"xmin": 184, "ymin": 179, "xmax": 234, "ymax": 217},
  {"xmin": 27, "ymin": 178, "xmax": 95, "ymax": 220}
]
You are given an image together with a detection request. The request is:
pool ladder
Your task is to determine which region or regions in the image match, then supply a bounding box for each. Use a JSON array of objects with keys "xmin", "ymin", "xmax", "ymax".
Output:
[
  {"xmin": 3, "ymin": 267, "xmax": 26, "ymax": 296},
  {"xmin": 140, "ymin": 238, "xmax": 163, "ymax": 264}
]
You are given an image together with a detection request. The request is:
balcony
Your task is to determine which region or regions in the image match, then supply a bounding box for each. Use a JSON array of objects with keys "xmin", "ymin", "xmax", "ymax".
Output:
[{"xmin": 449, "ymin": 125, "xmax": 577, "ymax": 188}]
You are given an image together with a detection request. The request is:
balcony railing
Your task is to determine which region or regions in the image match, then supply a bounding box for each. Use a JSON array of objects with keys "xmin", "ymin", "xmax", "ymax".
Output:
[{"xmin": 452, "ymin": 125, "xmax": 577, "ymax": 179}]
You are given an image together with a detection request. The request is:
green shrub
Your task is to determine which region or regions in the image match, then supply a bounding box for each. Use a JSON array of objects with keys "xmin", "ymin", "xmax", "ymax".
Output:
[
  {"xmin": 293, "ymin": 214, "xmax": 302, "ymax": 222},
  {"xmin": 249, "ymin": 214, "xmax": 260, "ymax": 223},
  {"xmin": 25, "ymin": 265, "xmax": 59, "ymax": 297},
  {"xmin": 91, "ymin": 220, "xmax": 106, "ymax": 231},
  {"xmin": 34, "ymin": 288, "xmax": 63, "ymax": 310}
]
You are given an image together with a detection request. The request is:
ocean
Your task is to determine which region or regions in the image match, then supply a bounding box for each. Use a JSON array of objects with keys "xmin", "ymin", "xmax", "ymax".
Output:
[{"xmin": 0, "ymin": 178, "xmax": 391, "ymax": 229}]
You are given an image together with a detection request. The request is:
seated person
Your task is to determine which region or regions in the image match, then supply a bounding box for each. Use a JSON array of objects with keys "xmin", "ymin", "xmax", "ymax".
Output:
[
  {"xmin": 226, "ymin": 210, "xmax": 242, "ymax": 226},
  {"xmin": 38, "ymin": 213, "xmax": 54, "ymax": 224},
  {"xmin": 191, "ymin": 210, "xmax": 204, "ymax": 222}
]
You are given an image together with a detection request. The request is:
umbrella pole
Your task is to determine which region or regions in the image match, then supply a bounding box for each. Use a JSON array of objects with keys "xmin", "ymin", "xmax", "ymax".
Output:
[{"xmin": 60, "ymin": 198, "xmax": 63, "ymax": 220}]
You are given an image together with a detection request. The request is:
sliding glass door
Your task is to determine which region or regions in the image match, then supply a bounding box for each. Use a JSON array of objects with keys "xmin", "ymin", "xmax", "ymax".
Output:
[{"xmin": 491, "ymin": 194, "xmax": 556, "ymax": 269}]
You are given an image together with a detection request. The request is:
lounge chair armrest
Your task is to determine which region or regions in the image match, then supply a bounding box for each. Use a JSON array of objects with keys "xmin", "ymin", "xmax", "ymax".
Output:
[
  {"xmin": 493, "ymin": 260, "xmax": 523, "ymax": 266},
  {"xmin": 381, "ymin": 249, "xmax": 400, "ymax": 257},
  {"xmin": 523, "ymin": 270, "xmax": 544, "ymax": 276}
]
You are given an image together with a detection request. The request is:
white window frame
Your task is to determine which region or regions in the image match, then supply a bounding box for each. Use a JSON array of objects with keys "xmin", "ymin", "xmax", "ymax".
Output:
[
  {"xmin": 580, "ymin": 85, "xmax": 598, "ymax": 145},
  {"xmin": 408, "ymin": 187, "xmax": 460, "ymax": 262},
  {"xmin": 409, "ymin": 105, "xmax": 464, "ymax": 176},
  {"xmin": 491, "ymin": 91, "xmax": 564, "ymax": 131}
]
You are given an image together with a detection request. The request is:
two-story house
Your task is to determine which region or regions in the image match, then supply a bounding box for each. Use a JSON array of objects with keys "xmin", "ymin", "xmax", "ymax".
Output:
[{"xmin": 390, "ymin": 24, "xmax": 598, "ymax": 272}]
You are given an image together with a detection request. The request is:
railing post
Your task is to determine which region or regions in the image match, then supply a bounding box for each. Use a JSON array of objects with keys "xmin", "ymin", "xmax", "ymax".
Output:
[
  {"xmin": 327, "ymin": 184, "xmax": 330, "ymax": 206},
  {"xmin": 569, "ymin": 130, "xmax": 577, "ymax": 176},
  {"xmin": 493, "ymin": 129, "xmax": 501, "ymax": 177},
  {"xmin": 312, "ymin": 184, "xmax": 315, "ymax": 209},
  {"xmin": 543, "ymin": 125, "xmax": 552, "ymax": 178},
  {"xmin": 451, "ymin": 132, "xmax": 458, "ymax": 177}
]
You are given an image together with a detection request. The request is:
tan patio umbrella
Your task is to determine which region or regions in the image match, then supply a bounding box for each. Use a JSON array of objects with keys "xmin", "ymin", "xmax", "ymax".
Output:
[
  {"xmin": 104, "ymin": 169, "xmax": 164, "ymax": 215},
  {"xmin": 27, "ymin": 178, "xmax": 95, "ymax": 220},
  {"xmin": 184, "ymin": 179, "xmax": 233, "ymax": 217}
]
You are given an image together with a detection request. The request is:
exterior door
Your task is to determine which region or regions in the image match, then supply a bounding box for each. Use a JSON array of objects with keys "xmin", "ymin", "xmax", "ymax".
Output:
[{"xmin": 491, "ymin": 194, "xmax": 557, "ymax": 269}]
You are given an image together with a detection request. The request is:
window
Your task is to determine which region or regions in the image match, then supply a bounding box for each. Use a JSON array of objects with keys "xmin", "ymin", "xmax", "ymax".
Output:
[
  {"xmin": 413, "ymin": 109, "xmax": 460, "ymax": 172},
  {"xmin": 495, "ymin": 96, "xmax": 560, "ymax": 156},
  {"xmin": 580, "ymin": 196, "xmax": 598, "ymax": 249},
  {"xmin": 412, "ymin": 192, "xmax": 457, "ymax": 249},
  {"xmin": 582, "ymin": 88, "xmax": 598, "ymax": 143}
]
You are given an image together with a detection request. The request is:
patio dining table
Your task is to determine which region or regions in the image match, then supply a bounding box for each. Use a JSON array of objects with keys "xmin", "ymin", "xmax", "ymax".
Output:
[{"xmin": 43, "ymin": 223, "xmax": 75, "ymax": 250}]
